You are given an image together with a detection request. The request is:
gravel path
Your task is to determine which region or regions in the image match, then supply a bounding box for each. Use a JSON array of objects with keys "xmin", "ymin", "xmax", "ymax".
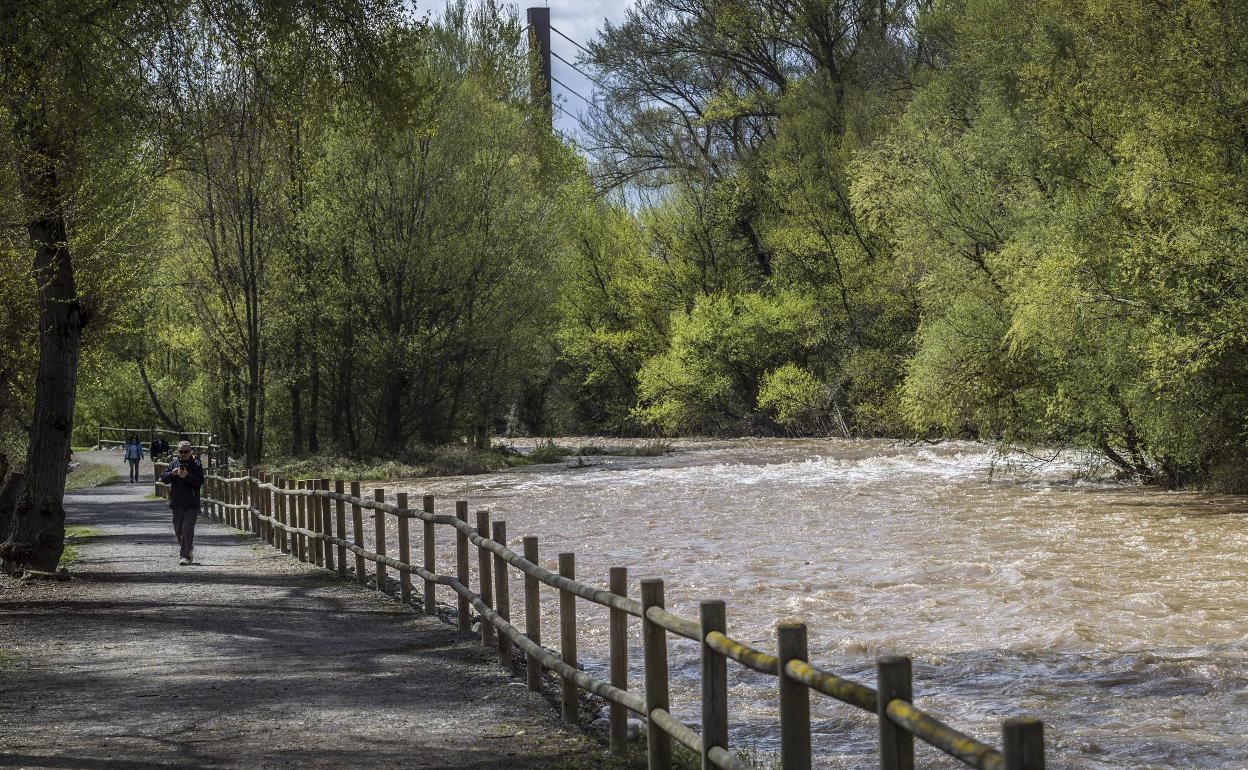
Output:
[{"xmin": 0, "ymin": 466, "xmax": 622, "ymax": 769}]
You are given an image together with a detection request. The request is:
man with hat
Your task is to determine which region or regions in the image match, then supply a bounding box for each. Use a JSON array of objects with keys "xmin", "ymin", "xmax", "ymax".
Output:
[{"xmin": 160, "ymin": 440, "xmax": 204, "ymax": 565}]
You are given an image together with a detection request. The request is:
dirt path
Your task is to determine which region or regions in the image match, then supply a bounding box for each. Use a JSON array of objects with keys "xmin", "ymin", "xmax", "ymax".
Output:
[{"xmin": 0, "ymin": 478, "xmax": 620, "ymax": 769}]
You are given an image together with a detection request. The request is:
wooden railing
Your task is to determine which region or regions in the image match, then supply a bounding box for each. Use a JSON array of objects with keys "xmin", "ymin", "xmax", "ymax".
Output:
[
  {"xmin": 154, "ymin": 465, "xmax": 1046, "ymax": 770},
  {"xmin": 98, "ymin": 425, "xmax": 215, "ymax": 453}
]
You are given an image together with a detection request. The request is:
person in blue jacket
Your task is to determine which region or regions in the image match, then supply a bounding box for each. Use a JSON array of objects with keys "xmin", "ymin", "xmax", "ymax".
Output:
[
  {"xmin": 123, "ymin": 436, "xmax": 144, "ymax": 483},
  {"xmin": 160, "ymin": 441, "xmax": 204, "ymax": 565}
]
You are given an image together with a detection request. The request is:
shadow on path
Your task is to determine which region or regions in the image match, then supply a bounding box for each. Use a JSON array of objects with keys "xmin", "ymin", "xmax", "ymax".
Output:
[{"xmin": 0, "ymin": 484, "xmax": 623, "ymax": 769}]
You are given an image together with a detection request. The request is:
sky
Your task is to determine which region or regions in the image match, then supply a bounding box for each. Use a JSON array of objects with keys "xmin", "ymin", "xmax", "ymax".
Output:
[{"xmin": 416, "ymin": 1, "xmax": 637, "ymax": 142}]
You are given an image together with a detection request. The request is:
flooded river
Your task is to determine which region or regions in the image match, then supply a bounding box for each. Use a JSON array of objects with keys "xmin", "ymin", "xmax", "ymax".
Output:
[{"xmin": 383, "ymin": 438, "xmax": 1248, "ymax": 768}]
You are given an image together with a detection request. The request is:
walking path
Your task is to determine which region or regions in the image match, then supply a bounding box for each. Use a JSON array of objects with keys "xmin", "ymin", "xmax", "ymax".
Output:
[{"xmin": 0, "ymin": 459, "xmax": 617, "ymax": 769}]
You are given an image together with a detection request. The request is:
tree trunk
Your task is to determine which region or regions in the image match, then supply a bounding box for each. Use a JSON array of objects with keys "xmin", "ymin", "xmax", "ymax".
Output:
[
  {"xmin": 0, "ymin": 16, "xmax": 82, "ymax": 572},
  {"xmin": 289, "ymin": 336, "xmax": 304, "ymax": 456},
  {"xmin": 136, "ymin": 356, "xmax": 184, "ymax": 432},
  {"xmin": 307, "ymin": 344, "xmax": 320, "ymax": 453},
  {"xmin": 0, "ymin": 192, "xmax": 80, "ymax": 574},
  {"xmin": 381, "ymin": 364, "xmax": 405, "ymax": 453}
]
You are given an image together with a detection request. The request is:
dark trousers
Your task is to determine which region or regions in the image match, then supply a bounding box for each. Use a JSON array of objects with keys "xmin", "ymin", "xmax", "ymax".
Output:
[
  {"xmin": 172, "ymin": 507, "xmax": 198, "ymax": 559},
  {"xmin": 127, "ymin": 459, "xmax": 140, "ymax": 482}
]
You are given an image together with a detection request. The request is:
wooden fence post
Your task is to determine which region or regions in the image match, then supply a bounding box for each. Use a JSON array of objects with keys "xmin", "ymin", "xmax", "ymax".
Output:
[
  {"xmin": 311, "ymin": 480, "xmax": 324, "ymax": 567},
  {"xmin": 609, "ymin": 566, "xmax": 628, "ymax": 755},
  {"xmin": 422, "ymin": 495, "xmax": 436, "ymax": 615},
  {"xmin": 243, "ymin": 471, "xmax": 252, "ymax": 533},
  {"xmin": 351, "ymin": 481, "xmax": 365, "ymax": 586},
  {"xmin": 476, "ymin": 510, "xmax": 495, "ymax": 647},
  {"xmin": 559, "ymin": 552, "xmax": 577, "ymax": 725},
  {"xmin": 261, "ymin": 474, "xmax": 272, "ymax": 545},
  {"xmin": 641, "ymin": 578, "xmax": 672, "ymax": 770},
  {"xmin": 251, "ymin": 472, "xmax": 259, "ymax": 534},
  {"xmin": 230, "ymin": 477, "xmax": 239, "ymax": 529},
  {"xmin": 456, "ymin": 501, "xmax": 471, "ymax": 631},
  {"xmin": 373, "ymin": 488, "xmax": 387, "ymax": 595},
  {"xmin": 335, "ymin": 480, "xmax": 347, "ymax": 578},
  {"xmin": 701, "ymin": 600, "xmax": 728, "ymax": 770},
  {"xmin": 249, "ymin": 473, "xmax": 259, "ymax": 537},
  {"xmin": 276, "ymin": 479, "xmax": 288, "ymax": 553},
  {"xmin": 492, "ymin": 520, "xmax": 511, "ymax": 669},
  {"xmin": 778, "ymin": 622, "xmax": 812, "ymax": 770},
  {"xmin": 296, "ymin": 481, "xmax": 307, "ymax": 561},
  {"xmin": 877, "ymin": 656, "xmax": 914, "ymax": 770},
  {"xmin": 397, "ymin": 492, "xmax": 412, "ymax": 605},
  {"xmin": 1003, "ymin": 718, "xmax": 1045, "ymax": 770},
  {"xmin": 320, "ymin": 479, "xmax": 332, "ymax": 571},
  {"xmin": 524, "ymin": 536, "xmax": 542, "ymax": 691}
]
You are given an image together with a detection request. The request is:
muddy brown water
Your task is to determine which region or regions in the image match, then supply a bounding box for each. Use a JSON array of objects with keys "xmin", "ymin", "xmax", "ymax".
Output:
[{"xmin": 372, "ymin": 438, "xmax": 1248, "ymax": 769}]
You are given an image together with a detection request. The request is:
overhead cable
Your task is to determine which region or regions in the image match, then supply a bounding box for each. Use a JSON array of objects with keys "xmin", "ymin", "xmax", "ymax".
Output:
[
  {"xmin": 552, "ymin": 49, "xmax": 605, "ymax": 89},
  {"xmin": 549, "ymin": 24, "xmax": 594, "ymax": 58}
]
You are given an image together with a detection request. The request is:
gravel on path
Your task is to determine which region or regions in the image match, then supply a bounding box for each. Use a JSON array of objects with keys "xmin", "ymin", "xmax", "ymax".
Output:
[{"xmin": 0, "ymin": 478, "xmax": 623, "ymax": 769}]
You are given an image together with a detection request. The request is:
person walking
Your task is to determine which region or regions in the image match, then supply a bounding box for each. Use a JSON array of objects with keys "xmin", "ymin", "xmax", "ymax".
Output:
[
  {"xmin": 160, "ymin": 440, "xmax": 204, "ymax": 566},
  {"xmin": 150, "ymin": 434, "xmax": 168, "ymax": 478},
  {"xmin": 123, "ymin": 436, "xmax": 144, "ymax": 483}
]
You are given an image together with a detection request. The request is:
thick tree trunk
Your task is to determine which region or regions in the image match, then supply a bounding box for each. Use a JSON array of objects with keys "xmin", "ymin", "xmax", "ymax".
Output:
[
  {"xmin": 289, "ymin": 336, "xmax": 304, "ymax": 456},
  {"xmin": 0, "ymin": 14, "xmax": 82, "ymax": 572},
  {"xmin": 1, "ymin": 202, "xmax": 80, "ymax": 574},
  {"xmin": 288, "ymin": 381, "xmax": 304, "ymax": 455},
  {"xmin": 381, "ymin": 364, "xmax": 405, "ymax": 452},
  {"xmin": 307, "ymin": 345, "xmax": 320, "ymax": 453}
]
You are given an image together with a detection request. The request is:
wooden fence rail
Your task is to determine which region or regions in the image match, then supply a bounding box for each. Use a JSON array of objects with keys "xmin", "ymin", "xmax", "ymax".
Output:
[{"xmin": 154, "ymin": 463, "xmax": 1046, "ymax": 770}]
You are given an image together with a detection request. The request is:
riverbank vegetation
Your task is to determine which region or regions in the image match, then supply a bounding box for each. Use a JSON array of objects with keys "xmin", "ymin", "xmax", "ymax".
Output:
[{"xmin": 2, "ymin": 0, "xmax": 1246, "ymax": 573}]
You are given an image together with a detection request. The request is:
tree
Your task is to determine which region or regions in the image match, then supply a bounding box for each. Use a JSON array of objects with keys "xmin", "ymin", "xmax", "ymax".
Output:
[{"xmin": 0, "ymin": 0, "xmax": 166, "ymax": 573}]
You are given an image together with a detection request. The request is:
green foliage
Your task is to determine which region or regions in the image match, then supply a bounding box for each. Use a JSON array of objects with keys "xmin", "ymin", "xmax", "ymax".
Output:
[
  {"xmin": 33, "ymin": 0, "xmax": 1248, "ymax": 492},
  {"xmin": 857, "ymin": 0, "xmax": 1248, "ymax": 485},
  {"xmin": 635, "ymin": 291, "xmax": 824, "ymax": 433}
]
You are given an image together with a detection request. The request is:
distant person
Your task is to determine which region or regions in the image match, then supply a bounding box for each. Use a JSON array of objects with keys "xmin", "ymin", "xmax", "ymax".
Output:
[
  {"xmin": 151, "ymin": 434, "xmax": 169, "ymax": 472},
  {"xmin": 160, "ymin": 440, "xmax": 204, "ymax": 566},
  {"xmin": 123, "ymin": 436, "xmax": 144, "ymax": 483}
]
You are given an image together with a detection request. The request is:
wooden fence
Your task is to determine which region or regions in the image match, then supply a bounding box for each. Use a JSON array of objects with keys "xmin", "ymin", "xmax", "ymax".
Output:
[
  {"xmin": 98, "ymin": 425, "xmax": 215, "ymax": 453},
  {"xmin": 154, "ymin": 464, "xmax": 1046, "ymax": 770}
]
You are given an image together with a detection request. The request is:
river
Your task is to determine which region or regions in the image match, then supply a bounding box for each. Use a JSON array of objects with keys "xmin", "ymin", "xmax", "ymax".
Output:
[{"xmin": 380, "ymin": 438, "xmax": 1248, "ymax": 769}]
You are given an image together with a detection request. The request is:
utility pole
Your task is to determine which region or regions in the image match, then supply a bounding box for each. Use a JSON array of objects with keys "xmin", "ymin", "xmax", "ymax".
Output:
[{"xmin": 527, "ymin": 6, "xmax": 552, "ymax": 123}]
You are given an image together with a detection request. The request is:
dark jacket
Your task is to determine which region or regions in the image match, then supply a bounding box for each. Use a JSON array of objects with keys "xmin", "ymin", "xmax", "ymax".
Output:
[{"xmin": 160, "ymin": 456, "xmax": 204, "ymax": 509}]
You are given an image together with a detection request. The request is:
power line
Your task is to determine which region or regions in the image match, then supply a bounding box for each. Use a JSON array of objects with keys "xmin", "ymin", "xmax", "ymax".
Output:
[
  {"xmin": 552, "ymin": 74, "xmax": 597, "ymax": 109},
  {"xmin": 549, "ymin": 24, "xmax": 594, "ymax": 58},
  {"xmin": 552, "ymin": 49, "xmax": 605, "ymax": 89},
  {"xmin": 553, "ymin": 101, "xmax": 591, "ymax": 133}
]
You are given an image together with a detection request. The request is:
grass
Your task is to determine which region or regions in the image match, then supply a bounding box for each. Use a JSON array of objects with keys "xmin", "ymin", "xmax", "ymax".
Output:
[
  {"xmin": 0, "ymin": 649, "xmax": 16, "ymax": 668},
  {"xmin": 572, "ymin": 440, "xmax": 673, "ymax": 457},
  {"xmin": 264, "ymin": 444, "xmax": 539, "ymax": 481},
  {"xmin": 64, "ymin": 462, "xmax": 119, "ymax": 490},
  {"xmin": 527, "ymin": 439, "xmax": 674, "ymax": 464},
  {"xmin": 58, "ymin": 525, "xmax": 98, "ymax": 570},
  {"xmin": 257, "ymin": 438, "xmax": 675, "ymax": 481}
]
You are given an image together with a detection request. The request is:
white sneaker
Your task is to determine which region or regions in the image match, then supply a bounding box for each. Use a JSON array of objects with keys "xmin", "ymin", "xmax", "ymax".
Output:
[
  {"xmin": 179, "ymin": 557, "xmax": 189, "ymax": 566},
  {"xmin": 186, "ymin": 552, "xmax": 193, "ymax": 564}
]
